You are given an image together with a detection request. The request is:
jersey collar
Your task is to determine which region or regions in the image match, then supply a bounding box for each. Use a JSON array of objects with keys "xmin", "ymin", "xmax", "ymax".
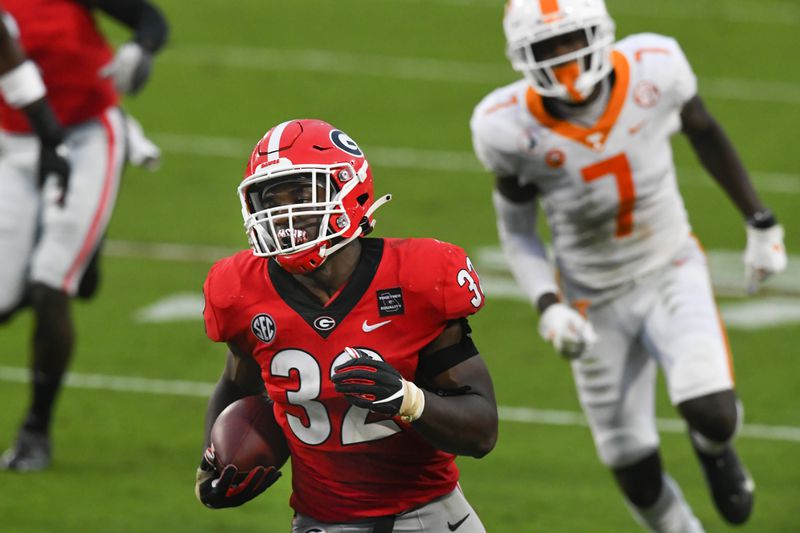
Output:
[
  {"xmin": 268, "ymin": 238, "xmax": 384, "ymax": 338},
  {"xmin": 525, "ymin": 50, "xmax": 630, "ymax": 151}
]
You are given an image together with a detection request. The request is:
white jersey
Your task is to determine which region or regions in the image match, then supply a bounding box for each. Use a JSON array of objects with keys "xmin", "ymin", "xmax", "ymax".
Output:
[{"xmin": 471, "ymin": 33, "xmax": 698, "ymax": 290}]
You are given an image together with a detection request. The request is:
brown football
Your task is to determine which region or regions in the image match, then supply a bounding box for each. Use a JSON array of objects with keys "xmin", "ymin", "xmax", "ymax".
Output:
[{"xmin": 210, "ymin": 394, "xmax": 290, "ymax": 479}]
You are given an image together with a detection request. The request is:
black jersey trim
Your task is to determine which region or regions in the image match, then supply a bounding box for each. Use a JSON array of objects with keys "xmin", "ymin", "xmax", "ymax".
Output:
[{"xmin": 268, "ymin": 238, "xmax": 384, "ymax": 339}]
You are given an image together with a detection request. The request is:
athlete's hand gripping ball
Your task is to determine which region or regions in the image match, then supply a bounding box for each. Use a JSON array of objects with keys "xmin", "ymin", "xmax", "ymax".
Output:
[
  {"xmin": 743, "ymin": 222, "xmax": 787, "ymax": 295},
  {"xmin": 195, "ymin": 446, "xmax": 280, "ymax": 509},
  {"xmin": 332, "ymin": 347, "xmax": 425, "ymax": 422},
  {"xmin": 538, "ymin": 303, "xmax": 597, "ymax": 360}
]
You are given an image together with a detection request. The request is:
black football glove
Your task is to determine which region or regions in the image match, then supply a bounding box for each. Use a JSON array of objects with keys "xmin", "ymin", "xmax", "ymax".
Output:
[
  {"xmin": 39, "ymin": 141, "xmax": 71, "ymax": 207},
  {"xmin": 332, "ymin": 348, "xmax": 425, "ymax": 421},
  {"xmin": 24, "ymin": 99, "xmax": 71, "ymax": 207},
  {"xmin": 195, "ymin": 446, "xmax": 281, "ymax": 509}
]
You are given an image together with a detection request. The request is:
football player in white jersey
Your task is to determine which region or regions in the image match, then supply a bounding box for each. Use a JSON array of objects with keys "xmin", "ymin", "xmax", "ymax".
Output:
[{"xmin": 471, "ymin": 0, "xmax": 787, "ymax": 531}]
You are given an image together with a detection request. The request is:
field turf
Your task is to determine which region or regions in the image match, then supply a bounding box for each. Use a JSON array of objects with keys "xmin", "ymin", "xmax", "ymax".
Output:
[{"xmin": 1, "ymin": 1, "xmax": 798, "ymax": 531}]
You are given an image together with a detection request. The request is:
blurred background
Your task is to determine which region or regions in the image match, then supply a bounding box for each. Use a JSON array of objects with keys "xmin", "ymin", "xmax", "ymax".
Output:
[{"xmin": 1, "ymin": 0, "xmax": 798, "ymax": 530}]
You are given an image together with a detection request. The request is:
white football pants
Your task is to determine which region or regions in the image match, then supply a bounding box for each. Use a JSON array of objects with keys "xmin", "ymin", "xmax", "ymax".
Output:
[{"xmin": 0, "ymin": 107, "xmax": 126, "ymax": 312}]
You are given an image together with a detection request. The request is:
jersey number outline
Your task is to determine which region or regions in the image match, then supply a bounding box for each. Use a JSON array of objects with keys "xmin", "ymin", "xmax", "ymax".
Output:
[
  {"xmin": 457, "ymin": 257, "xmax": 484, "ymax": 308},
  {"xmin": 270, "ymin": 348, "xmax": 402, "ymax": 446},
  {"xmin": 581, "ymin": 153, "xmax": 636, "ymax": 238}
]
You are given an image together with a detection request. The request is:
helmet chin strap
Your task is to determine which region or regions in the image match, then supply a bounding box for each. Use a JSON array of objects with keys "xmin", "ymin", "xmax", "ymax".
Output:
[{"xmin": 319, "ymin": 194, "xmax": 393, "ymax": 259}]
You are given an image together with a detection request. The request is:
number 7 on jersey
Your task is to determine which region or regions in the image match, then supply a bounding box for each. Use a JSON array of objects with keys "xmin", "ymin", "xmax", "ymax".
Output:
[{"xmin": 581, "ymin": 153, "xmax": 635, "ymax": 238}]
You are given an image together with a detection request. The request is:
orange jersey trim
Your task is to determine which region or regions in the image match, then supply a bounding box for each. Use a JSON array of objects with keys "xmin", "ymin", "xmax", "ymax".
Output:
[
  {"xmin": 634, "ymin": 47, "xmax": 670, "ymax": 62},
  {"xmin": 525, "ymin": 50, "xmax": 630, "ymax": 151}
]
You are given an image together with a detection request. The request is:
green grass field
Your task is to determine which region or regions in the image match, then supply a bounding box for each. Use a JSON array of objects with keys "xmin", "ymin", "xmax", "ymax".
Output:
[{"xmin": 1, "ymin": 1, "xmax": 798, "ymax": 531}]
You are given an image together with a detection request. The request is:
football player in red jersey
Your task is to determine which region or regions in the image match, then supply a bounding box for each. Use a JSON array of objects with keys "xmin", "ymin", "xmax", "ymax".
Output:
[
  {"xmin": 0, "ymin": 0, "xmax": 169, "ymax": 471},
  {"xmin": 195, "ymin": 119, "xmax": 498, "ymax": 532}
]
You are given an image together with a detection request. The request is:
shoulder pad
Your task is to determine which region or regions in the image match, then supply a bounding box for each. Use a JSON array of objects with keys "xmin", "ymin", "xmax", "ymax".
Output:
[{"xmin": 398, "ymin": 239, "xmax": 485, "ymax": 320}]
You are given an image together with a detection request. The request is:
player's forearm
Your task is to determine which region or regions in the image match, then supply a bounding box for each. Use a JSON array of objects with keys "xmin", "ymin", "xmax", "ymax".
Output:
[
  {"xmin": 0, "ymin": 17, "xmax": 24, "ymax": 72},
  {"xmin": 686, "ymin": 118, "xmax": 765, "ymax": 219},
  {"xmin": 202, "ymin": 375, "xmax": 264, "ymax": 449},
  {"xmin": 0, "ymin": 52, "xmax": 65, "ymax": 144},
  {"xmin": 412, "ymin": 390, "xmax": 498, "ymax": 458},
  {"xmin": 494, "ymin": 190, "xmax": 559, "ymax": 308},
  {"xmin": 202, "ymin": 378, "xmax": 242, "ymax": 449},
  {"xmin": 22, "ymin": 98, "xmax": 65, "ymax": 145}
]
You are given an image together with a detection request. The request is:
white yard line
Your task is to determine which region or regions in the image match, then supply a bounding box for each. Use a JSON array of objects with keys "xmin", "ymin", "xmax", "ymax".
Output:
[
  {"xmin": 162, "ymin": 45, "xmax": 800, "ymax": 104},
  {"xmin": 152, "ymin": 131, "xmax": 800, "ymax": 195},
  {"xmin": 0, "ymin": 366, "xmax": 797, "ymax": 443}
]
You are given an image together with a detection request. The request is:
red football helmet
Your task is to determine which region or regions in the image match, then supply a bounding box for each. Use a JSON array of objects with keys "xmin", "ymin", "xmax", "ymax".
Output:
[{"xmin": 238, "ymin": 119, "xmax": 391, "ymax": 274}]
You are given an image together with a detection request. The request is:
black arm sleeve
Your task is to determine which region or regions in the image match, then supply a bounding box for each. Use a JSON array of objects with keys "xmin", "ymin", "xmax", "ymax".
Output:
[
  {"xmin": 24, "ymin": 99, "xmax": 65, "ymax": 146},
  {"xmin": 416, "ymin": 319, "xmax": 479, "ymax": 381},
  {"xmin": 78, "ymin": 0, "xmax": 169, "ymax": 53}
]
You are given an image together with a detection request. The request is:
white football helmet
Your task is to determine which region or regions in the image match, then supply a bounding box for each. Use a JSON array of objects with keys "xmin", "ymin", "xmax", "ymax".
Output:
[{"xmin": 504, "ymin": 0, "xmax": 615, "ymax": 101}]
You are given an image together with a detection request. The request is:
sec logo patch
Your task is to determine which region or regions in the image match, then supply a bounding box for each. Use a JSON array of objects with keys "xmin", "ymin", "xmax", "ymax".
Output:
[{"xmin": 251, "ymin": 313, "xmax": 276, "ymax": 344}]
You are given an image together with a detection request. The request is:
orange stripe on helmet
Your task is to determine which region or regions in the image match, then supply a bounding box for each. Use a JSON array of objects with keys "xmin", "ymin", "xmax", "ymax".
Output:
[{"xmin": 539, "ymin": 0, "xmax": 560, "ymax": 16}]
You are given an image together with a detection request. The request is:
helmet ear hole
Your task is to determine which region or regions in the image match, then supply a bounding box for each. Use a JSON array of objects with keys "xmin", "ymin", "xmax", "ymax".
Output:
[{"xmin": 356, "ymin": 193, "xmax": 369, "ymax": 206}]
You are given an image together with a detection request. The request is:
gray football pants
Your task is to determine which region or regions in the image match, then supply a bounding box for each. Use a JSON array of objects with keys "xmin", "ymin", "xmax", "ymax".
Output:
[{"xmin": 291, "ymin": 486, "xmax": 486, "ymax": 533}]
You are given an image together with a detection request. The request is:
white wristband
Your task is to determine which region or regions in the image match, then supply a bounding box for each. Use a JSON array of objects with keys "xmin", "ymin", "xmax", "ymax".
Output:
[
  {"xmin": 399, "ymin": 380, "xmax": 426, "ymax": 423},
  {"xmin": 0, "ymin": 60, "xmax": 46, "ymax": 109}
]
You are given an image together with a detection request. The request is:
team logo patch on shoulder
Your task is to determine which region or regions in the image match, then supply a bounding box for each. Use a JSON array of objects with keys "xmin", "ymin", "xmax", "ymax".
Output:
[
  {"xmin": 251, "ymin": 313, "xmax": 276, "ymax": 344},
  {"xmin": 313, "ymin": 315, "xmax": 336, "ymax": 331},
  {"xmin": 545, "ymin": 148, "xmax": 566, "ymax": 168},
  {"xmin": 377, "ymin": 288, "xmax": 404, "ymax": 316},
  {"xmin": 633, "ymin": 81, "xmax": 660, "ymax": 108},
  {"xmin": 330, "ymin": 129, "xmax": 363, "ymax": 157}
]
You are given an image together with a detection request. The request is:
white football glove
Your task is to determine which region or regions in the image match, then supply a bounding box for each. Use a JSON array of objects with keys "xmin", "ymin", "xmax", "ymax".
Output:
[
  {"xmin": 743, "ymin": 224, "xmax": 787, "ymax": 295},
  {"xmin": 99, "ymin": 42, "xmax": 153, "ymax": 95},
  {"xmin": 538, "ymin": 303, "xmax": 597, "ymax": 360},
  {"xmin": 124, "ymin": 114, "xmax": 161, "ymax": 171}
]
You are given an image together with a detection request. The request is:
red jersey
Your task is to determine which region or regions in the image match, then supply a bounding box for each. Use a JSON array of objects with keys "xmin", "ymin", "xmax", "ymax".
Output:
[
  {"xmin": 203, "ymin": 238, "xmax": 486, "ymax": 522},
  {"xmin": 0, "ymin": 0, "xmax": 118, "ymax": 131}
]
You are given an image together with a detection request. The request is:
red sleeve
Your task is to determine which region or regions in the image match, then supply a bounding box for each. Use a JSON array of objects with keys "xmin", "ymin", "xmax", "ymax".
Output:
[
  {"xmin": 202, "ymin": 257, "xmax": 242, "ymax": 343},
  {"xmin": 432, "ymin": 240, "xmax": 486, "ymax": 320}
]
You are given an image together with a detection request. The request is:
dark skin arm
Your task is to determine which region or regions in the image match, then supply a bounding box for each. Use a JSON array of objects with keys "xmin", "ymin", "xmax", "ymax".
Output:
[
  {"xmin": 412, "ymin": 321, "xmax": 498, "ymax": 458},
  {"xmin": 680, "ymin": 95, "xmax": 765, "ymax": 219},
  {"xmin": 0, "ymin": 13, "xmax": 69, "ymax": 201},
  {"xmin": 495, "ymin": 175, "xmax": 560, "ymax": 314},
  {"xmin": 201, "ymin": 343, "xmax": 265, "ymax": 449},
  {"xmin": 76, "ymin": 0, "xmax": 169, "ymax": 52},
  {"xmin": 0, "ymin": 13, "xmax": 24, "ymax": 72}
]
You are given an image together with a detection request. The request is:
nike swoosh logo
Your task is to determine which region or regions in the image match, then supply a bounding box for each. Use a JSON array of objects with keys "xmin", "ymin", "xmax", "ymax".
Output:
[
  {"xmin": 373, "ymin": 388, "xmax": 404, "ymax": 405},
  {"xmin": 362, "ymin": 319, "xmax": 391, "ymax": 332},
  {"xmin": 448, "ymin": 514, "xmax": 470, "ymax": 531},
  {"xmin": 628, "ymin": 120, "xmax": 647, "ymax": 135}
]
